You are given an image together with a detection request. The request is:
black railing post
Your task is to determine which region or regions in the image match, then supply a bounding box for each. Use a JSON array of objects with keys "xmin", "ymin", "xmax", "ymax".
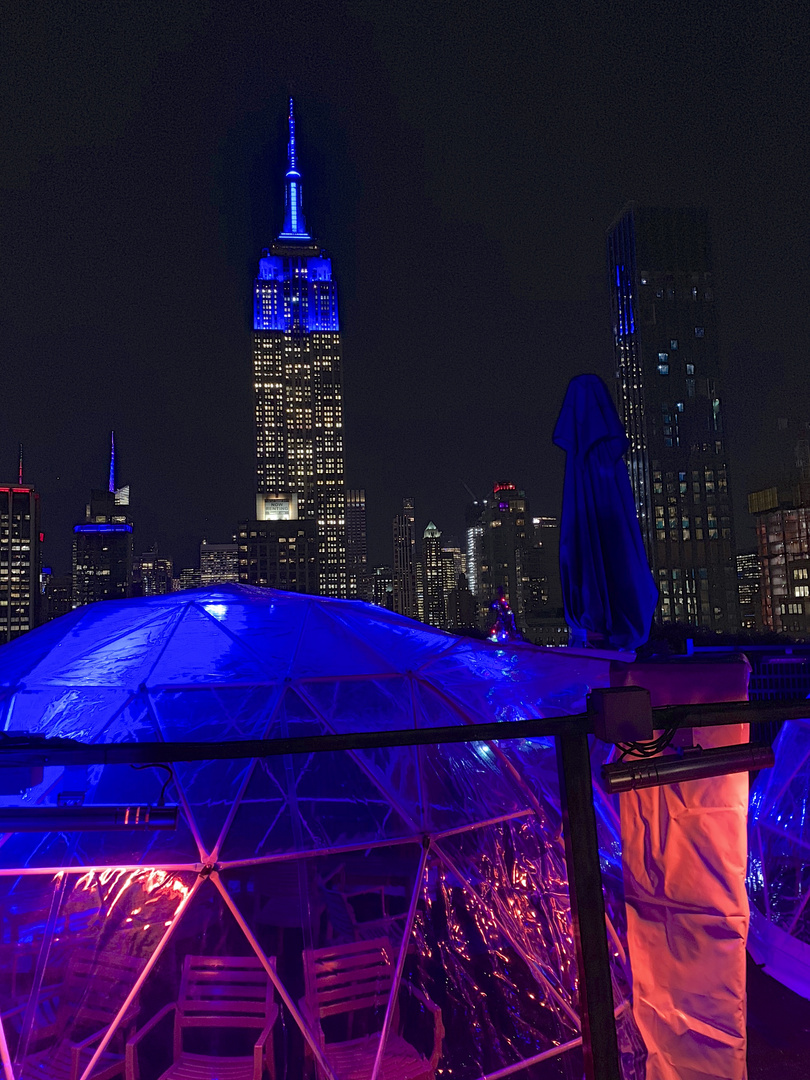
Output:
[{"xmin": 556, "ymin": 732, "xmax": 621, "ymax": 1080}]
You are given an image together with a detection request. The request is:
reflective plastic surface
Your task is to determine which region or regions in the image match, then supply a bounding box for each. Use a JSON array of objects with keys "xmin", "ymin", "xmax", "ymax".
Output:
[{"xmin": 0, "ymin": 585, "xmax": 644, "ymax": 1080}]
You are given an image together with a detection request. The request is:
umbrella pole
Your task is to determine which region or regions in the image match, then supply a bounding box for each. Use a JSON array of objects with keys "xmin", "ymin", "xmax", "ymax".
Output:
[{"xmin": 556, "ymin": 732, "xmax": 621, "ymax": 1080}]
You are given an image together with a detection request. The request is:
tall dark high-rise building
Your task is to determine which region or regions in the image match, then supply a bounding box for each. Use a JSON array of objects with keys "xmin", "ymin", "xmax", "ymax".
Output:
[
  {"xmin": 72, "ymin": 439, "xmax": 133, "ymax": 608},
  {"xmin": 0, "ymin": 484, "xmax": 41, "ymax": 641},
  {"xmin": 422, "ymin": 522, "xmax": 446, "ymax": 628},
  {"xmin": 736, "ymin": 552, "xmax": 761, "ymax": 632},
  {"xmin": 477, "ymin": 483, "xmax": 530, "ymax": 631},
  {"xmin": 73, "ymin": 490, "xmax": 133, "ymax": 608},
  {"xmin": 524, "ymin": 516, "xmax": 568, "ymax": 646},
  {"xmin": 251, "ymin": 99, "xmax": 346, "ymax": 597},
  {"xmin": 608, "ymin": 207, "xmax": 739, "ymax": 631},
  {"xmin": 200, "ymin": 540, "xmax": 239, "ymax": 585},
  {"xmin": 371, "ymin": 565, "xmax": 394, "ymax": 610},
  {"xmin": 42, "ymin": 570, "xmax": 72, "ymax": 623},
  {"xmin": 133, "ymin": 546, "xmax": 174, "ymax": 596},
  {"xmin": 392, "ymin": 498, "xmax": 418, "ymax": 619},
  {"xmin": 238, "ymin": 519, "xmax": 318, "ymax": 594},
  {"xmin": 346, "ymin": 489, "xmax": 372, "ymax": 601}
]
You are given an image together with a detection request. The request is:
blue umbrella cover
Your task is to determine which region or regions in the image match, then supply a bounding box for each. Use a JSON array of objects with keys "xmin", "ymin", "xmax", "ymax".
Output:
[{"xmin": 552, "ymin": 373, "xmax": 658, "ymax": 650}]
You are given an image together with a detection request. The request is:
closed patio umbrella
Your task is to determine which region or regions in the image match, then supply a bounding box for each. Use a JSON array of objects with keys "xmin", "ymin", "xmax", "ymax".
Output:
[{"xmin": 552, "ymin": 373, "xmax": 657, "ymax": 650}]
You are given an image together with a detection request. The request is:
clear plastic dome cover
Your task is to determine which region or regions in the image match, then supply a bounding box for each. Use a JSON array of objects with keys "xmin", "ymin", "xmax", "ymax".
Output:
[
  {"xmin": 0, "ymin": 586, "xmax": 644, "ymax": 1080},
  {"xmin": 748, "ymin": 715, "xmax": 810, "ymax": 1000}
]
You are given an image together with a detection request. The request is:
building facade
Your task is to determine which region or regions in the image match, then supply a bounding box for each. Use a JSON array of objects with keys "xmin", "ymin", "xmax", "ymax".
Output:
[
  {"xmin": 238, "ymin": 519, "xmax": 318, "ymax": 594},
  {"xmin": 0, "ymin": 485, "xmax": 41, "ymax": 642},
  {"xmin": 422, "ymin": 522, "xmax": 446, "ymax": 628},
  {"xmin": 523, "ymin": 516, "xmax": 568, "ymax": 646},
  {"xmin": 392, "ymin": 498, "xmax": 418, "ymax": 619},
  {"xmin": 749, "ymin": 480, "xmax": 810, "ymax": 638},
  {"xmin": 72, "ymin": 489, "xmax": 133, "ymax": 608},
  {"xmin": 200, "ymin": 540, "xmax": 239, "ymax": 585},
  {"xmin": 477, "ymin": 484, "xmax": 530, "ymax": 632},
  {"xmin": 608, "ymin": 206, "xmax": 739, "ymax": 632},
  {"xmin": 252, "ymin": 99, "xmax": 346, "ymax": 597},
  {"xmin": 133, "ymin": 546, "xmax": 174, "ymax": 596},
  {"xmin": 346, "ymin": 489, "xmax": 372, "ymax": 601},
  {"xmin": 736, "ymin": 551, "xmax": 761, "ymax": 632},
  {"xmin": 41, "ymin": 571, "xmax": 72, "ymax": 623},
  {"xmin": 371, "ymin": 565, "xmax": 394, "ymax": 610}
]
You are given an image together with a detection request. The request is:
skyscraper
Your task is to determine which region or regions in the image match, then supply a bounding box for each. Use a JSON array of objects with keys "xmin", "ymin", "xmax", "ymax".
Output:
[
  {"xmin": 72, "ymin": 438, "xmax": 133, "ymax": 608},
  {"xmin": 0, "ymin": 484, "xmax": 41, "ymax": 641},
  {"xmin": 422, "ymin": 522, "xmax": 446, "ymax": 628},
  {"xmin": 251, "ymin": 99, "xmax": 346, "ymax": 597},
  {"xmin": 736, "ymin": 551, "xmax": 761, "ymax": 632},
  {"xmin": 133, "ymin": 546, "xmax": 174, "ymax": 596},
  {"xmin": 476, "ymin": 483, "xmax": 530, "ymax": 631},
  {"xmin": 608, "ymin": 207, "xmax": 739, "ymax": 632},
  {"xmin": 392, "ymin": 498, "xmax": 418, "ymax": 619},
  {"xmin": 346, "ymin": 489, "xmax": 372, "ymax": 601},
  {"xmin": 200, "ymin": 540, "xmax": 239, "ymax": 585},
  {"xmin": 749, "ymin": 475, "xmax": 810, "ymax": 637}
]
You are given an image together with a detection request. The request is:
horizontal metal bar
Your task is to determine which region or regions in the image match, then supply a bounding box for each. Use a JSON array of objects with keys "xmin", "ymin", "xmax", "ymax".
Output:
[
  {"xmin": 602, "ymin": 743, "xmax": 775, "ymax": 794},
  {"xmin": 643, "ymin": 698, "xmax": 810, "ymax": 731},
  {"xmin": 0, "ymin": 698, "xmax": 806, "ymax": 769},
  {"xmin": 0, "ymin": 714, "xmax": 592, "ymax": 766}
]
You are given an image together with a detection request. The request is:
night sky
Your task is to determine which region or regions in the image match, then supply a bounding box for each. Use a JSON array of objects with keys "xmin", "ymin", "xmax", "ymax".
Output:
[{"xmin": 2, "ymin": 1, "xmax": 809, "ymax": 574}]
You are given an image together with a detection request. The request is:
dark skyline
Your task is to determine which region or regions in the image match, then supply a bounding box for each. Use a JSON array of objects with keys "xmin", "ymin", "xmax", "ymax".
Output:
[{"xmin": 2, "ymin": 1, "xmax": 809, "ymax": 573}]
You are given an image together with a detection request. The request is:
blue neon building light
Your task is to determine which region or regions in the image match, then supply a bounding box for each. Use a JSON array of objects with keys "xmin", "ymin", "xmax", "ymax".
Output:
[
  {"xmin": 73, "ymin": 523, "xmax": 133, "ymax": 534},
  {"xmin": 253, "ymin": 102, "xmax": 340, "ymax": 332},
  {"xmin": 278, "ymin": 98, "xmax": 311, "ymax": 241}
]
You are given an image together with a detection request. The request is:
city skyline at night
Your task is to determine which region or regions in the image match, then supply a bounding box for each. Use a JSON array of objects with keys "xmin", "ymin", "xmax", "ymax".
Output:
[{"xmin": 2, "ymin": 3, "xmax": 809, "ymax": 624}]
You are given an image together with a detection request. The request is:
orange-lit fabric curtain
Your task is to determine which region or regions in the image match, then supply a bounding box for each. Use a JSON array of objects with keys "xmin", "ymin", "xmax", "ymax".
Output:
[{"xmin": 612, "ymin": 659, "xmax": 751, "ymax": 1080}]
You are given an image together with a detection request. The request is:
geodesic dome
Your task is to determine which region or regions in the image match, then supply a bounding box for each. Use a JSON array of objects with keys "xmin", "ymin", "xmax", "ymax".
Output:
[
  {"xmin": 748, "ymin": 715, "xmax": 810, "ymax": 999},
  {"xmin": 0, "ymin": 585, "xmax": 644, "ymax": 1080}
]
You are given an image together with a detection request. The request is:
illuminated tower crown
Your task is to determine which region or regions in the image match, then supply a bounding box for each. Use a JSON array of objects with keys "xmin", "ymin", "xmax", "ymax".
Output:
[{"xmin": 278, "ymin": 98, "xmax": 311, "ymax": 241}]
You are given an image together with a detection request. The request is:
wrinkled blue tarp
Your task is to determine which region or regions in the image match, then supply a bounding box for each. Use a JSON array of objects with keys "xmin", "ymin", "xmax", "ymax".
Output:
[{"xmin": 553, "ymin": 373, "xmax": 658, "ymax": 651}]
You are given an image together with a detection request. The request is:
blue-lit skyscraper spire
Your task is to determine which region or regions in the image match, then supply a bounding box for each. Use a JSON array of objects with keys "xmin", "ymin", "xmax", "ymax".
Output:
[
  {"xmin": 249, "ymin": 99, "xmax": 347, "ymax": 599},
  {"xmin": 108, "ymin": 431, "xmax": 115, "ymax": 494},
  {"xmin": 278, "ymin": 97, "xmax": 311, "ymax": 241}
]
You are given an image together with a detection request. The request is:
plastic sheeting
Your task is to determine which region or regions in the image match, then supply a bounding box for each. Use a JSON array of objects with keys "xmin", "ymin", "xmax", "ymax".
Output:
[
  {"xmin": 0, "ymin": 585, "xmax": 646, "ymax": 1080},
  {"xmin": 748, "ymin": 715, "xmax": 810, "ymax": 1001},
  {"xmin": 613, "ymin": 658, "xmax": 750, "ymax": 1080}
]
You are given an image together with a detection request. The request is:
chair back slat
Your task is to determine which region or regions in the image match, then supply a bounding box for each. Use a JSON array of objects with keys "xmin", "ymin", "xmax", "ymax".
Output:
[
  {"xmin": 304, "ymin": 938, "xmax": 394, "ymax": 1022},
  {"xmin": 59, "ymin": 950, "xmax": 143, "ymax": 1031},
  {"xmin": 178, "ymin": 956, "xmax": 275, "ymax": 1026}
]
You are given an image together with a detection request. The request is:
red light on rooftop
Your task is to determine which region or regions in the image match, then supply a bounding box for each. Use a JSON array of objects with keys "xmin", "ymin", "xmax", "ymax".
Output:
[{"xmin": 493, "ymin": 483, "xmax": 516, "ymax": 494}]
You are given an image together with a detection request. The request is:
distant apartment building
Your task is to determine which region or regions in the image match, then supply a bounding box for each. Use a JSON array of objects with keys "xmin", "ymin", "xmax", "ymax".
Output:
[
  {"xmin": 608, "ymin": 206, "xmax": 739, "ymax": 631},
  {"xmin": 392, "ymin": 498, "xmax": 418, "ymax": 619},
  {"xmin": 346, "ymin": 489, "xmax": 372, "ymax": 601},
  {"xmin": 749, "ymin": 481, "xmax": 810, "ymax": 637},
  {"xmin": 422, "ymin": 522, "xmax": 447, "ymax": 628},
  {"xmin": 371, "ymin": 565, "xmax": 394, "ymax": 610},
  {"xmin": 200, "ymin": 540, "xmax": 239, "ymax": 585},
  {"xmin": 41, "ymin": 570, "xmax": 73, "ymax": 623},
  {"xmin": 0, "ymin": 484, "xmax": 41, "ymax": 641},
  {"xmin": 72, "ymin": 488, "xmax": 133, "ymax": 609},
  {"xmin": 134, "ymin": 546, "xmax": 174, "ymax": 596},
  {"xmin": 736, "ymin": 552, "xmax": 761, "ymax": 632},
  {"xmin": 238, "ymin": 518, "xmax": 318, "ymax": 593}
]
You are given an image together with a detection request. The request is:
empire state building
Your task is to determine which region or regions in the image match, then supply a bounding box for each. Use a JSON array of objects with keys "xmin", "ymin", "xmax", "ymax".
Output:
[{"xmin": 249, "ymin": 99, "xmax": 347, "ymax": 598}]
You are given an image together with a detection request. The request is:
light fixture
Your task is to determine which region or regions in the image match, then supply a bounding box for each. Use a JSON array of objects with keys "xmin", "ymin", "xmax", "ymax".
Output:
[
  {"xmin": 602, "ymin": 744, "xmax": 774, "ymax": 795},
  {"xmin": 0, "ymin": 805, "xmax": 179, "ymax": 832}
]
